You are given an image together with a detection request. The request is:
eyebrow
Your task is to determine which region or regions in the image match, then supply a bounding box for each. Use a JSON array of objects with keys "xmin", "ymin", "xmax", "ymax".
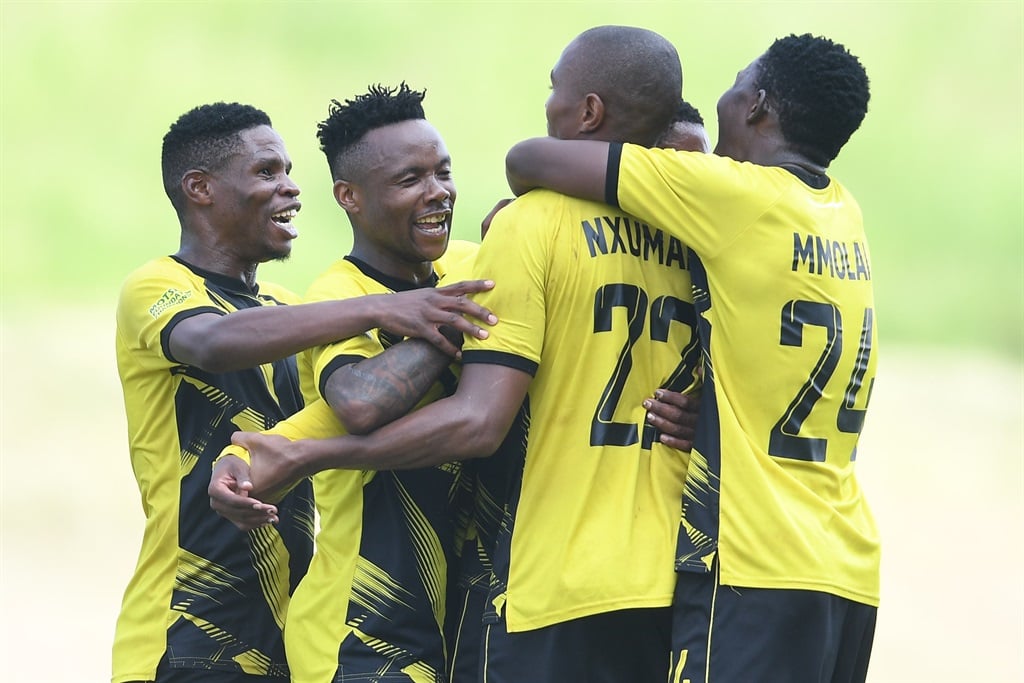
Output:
[
  {"xmin": 252, "ymin": 154, "xmax": 290, "ymax": 171},
  {"xmin": 392, "ymin": 156, "xmax": 452, "ymax": 178}
]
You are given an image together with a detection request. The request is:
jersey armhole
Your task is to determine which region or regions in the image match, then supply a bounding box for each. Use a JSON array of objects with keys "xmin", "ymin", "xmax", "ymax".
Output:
[
  {"xmin": 318, "ymin": 353, "xmax": 369, "ymax": 400},
  {"xmin": 159, "ymin": 306, "xmax": 225, "ymax": 364},
  {"xmin": 605, "ymin": 142, "xmax": 623, "ymax": 208},
  {"xmin": 462, "ymin": 349, "xmax": 538, "ymax": 377}
]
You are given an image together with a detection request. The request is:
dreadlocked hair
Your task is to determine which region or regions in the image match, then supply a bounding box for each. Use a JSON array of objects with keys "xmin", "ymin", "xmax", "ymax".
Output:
[{"xmin": 316, "ymin": 82, "xmax": 426, "ymax": 179}]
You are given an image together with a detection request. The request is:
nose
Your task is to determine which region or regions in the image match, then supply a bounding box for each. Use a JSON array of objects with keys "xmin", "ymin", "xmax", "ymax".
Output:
[
  {"xmin": 426, "ymin": 174, "xmax": 450, "ymax": 202},
  {"xmin": 281, "ymin": 173, "xmax": 300, "ymax": 197}
]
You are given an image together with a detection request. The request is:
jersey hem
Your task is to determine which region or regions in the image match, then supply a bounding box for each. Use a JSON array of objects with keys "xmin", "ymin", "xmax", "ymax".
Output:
[
  {"xmin": 718, "ymin": 571, "xmax": 880, "ymax": 607},
  {"xmin": 504, "ymin": 593, "xmax": 673, "ymax": 632}
]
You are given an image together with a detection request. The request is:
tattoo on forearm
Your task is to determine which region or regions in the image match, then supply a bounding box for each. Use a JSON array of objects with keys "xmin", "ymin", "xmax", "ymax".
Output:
[{"xmin": 326, "ymin": 340, "xmax": 450, "ymax": 430}]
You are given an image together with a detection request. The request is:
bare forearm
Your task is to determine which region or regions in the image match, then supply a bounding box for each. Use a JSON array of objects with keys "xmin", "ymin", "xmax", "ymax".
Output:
[
  {"xmin": 174, "ymin": 279, "xmax": 500, "ymax": 372},
  {"xmin": 325, "ymin": 338, "xmax": 455, "ymax": 434},
  {"xmin": 298, "ymin": 365, "xmax": 528, "ymax": 472},
  {"xmin": 505, "ymin": 137, "xmax": 611, "ymax": 200},
  {"xmin": 296, "ymin": 394, "xmax": 497, "ymax": 472},
  {"xmin": 173, "ymin": 298, "xmax": 383, "ymax": 372}
]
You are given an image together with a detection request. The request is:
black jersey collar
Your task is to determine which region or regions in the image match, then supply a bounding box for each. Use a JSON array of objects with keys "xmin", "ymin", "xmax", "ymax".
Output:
[
  {"xmin": 344, "ymin": 255, "xmax": 439, "ymax": 292},
  {"xmin": 169, "ymin": 255, "xmax": 261, "ymax": 297}
]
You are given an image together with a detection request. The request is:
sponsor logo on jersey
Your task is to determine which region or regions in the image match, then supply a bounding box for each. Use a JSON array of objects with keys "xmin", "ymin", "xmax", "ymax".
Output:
[{"xmin": 149, "ymin": 287, "xmax": 193, "ymax": 318}]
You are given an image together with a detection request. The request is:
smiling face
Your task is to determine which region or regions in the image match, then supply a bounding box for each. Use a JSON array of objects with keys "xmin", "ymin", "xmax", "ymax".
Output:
[
  {"xmin": 340, "ymin": 119, "xmax": 455, "ymax": 281},
  {"xmin": 207, "ymin": 124, "xmax": 301, "ymax": 264}
]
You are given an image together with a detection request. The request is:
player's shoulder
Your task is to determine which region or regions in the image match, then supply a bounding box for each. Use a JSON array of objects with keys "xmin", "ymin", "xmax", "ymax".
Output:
[
  {"xmin": 116, "ymin": 256, "xmax": 207, "ymax": 330},
  {"xmin": 512, "ymin": 187, "xmax": 570, "ymax": 206},
  {"xmin": 120, "ymin": 255, "xmax": 182, "ymax": 286},
  {"xmin": 437, "ymin": 239, "xmax": 479, "ymax": 267},
  {"xmin": 433, "ymin": 239, "xmax": 481, "ymax": 283},
  {"xmin": 117, "ymin": 255, "xmax": 194, "ymax": 305},
  {"xmin": 304, "ymin": 258, "xmax": 377, "ymax": 302},
  {"xmin": 497, "ymin": 189, "xmax": 606, "ymax": 228},
  {"xmin": 256, "ymin": 279, "xmax": 301, "ymax": 305}
]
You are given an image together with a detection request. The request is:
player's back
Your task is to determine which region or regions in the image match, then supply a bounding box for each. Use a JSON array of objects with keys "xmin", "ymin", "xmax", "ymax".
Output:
[
  {"xmin": 464, "ymin": 189, "xmax": 701, "ymax": 632},
  {"xmin": 615, "ymin": 145, "xmax": 880, "ymax": 605}
]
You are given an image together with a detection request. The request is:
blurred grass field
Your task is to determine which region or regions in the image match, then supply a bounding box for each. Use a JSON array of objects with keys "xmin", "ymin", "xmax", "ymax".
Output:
[
  {"xmin": 1, "ymin": 1, "xmax": 1022, "ymax": 681},
  {"xmin": 2, "ymin": 312, "xmax": 1020, "ymax": 682}
]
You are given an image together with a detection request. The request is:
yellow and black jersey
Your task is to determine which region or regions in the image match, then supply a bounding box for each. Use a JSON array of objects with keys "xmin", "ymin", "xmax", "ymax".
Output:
[
  {"xmin": 275, "ymin": 242, "xmax": 477, "ymax": 683},
  {"xmin": 461, "ymin": 190, "xmax": 700, "ymax": 633},
  {"xmin": 112, "ymin": 255, "xmax": 314, "ymax": 682},
  {"xmin": 610, "ymin": 143, "xmax": 881, "ymax": 606}
]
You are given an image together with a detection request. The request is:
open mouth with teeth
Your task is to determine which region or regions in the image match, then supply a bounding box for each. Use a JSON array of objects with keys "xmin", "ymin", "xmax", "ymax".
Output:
[
  {"xmin": 272, "ymin": 208, "xmax": 298, "ymax": 225},
  {"xmin": 415, "ymin": 212, "xmax": 449, "ymax": 236},
  {"xmin": 271, "ymin": 207, "xmax": 299, "ymax": 238}
]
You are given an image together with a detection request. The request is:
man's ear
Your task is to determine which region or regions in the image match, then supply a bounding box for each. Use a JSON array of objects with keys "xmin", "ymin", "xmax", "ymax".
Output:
[
  {"xmin": 580, "ymin": 92, "xmax": 605, "ymax": 133},
  {"xmin": 747, "ymin": 89, "xmax": 770, "ymax": 124},
  {"xmin": 182, "ymin": 169, "xmax": 213, "ymax": 205},
  {"xmin": 334, "ymin": 178, "xmax": 358, "ymax": 213}
]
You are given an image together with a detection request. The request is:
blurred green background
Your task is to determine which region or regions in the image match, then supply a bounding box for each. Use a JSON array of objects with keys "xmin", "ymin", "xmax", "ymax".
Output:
[
  {"xmin": 1, "ymin": 2, "xmax": 1022, "ymax": 682},
  {"xmin": 2, "ymin": 0, "xmax": 1021, "ymax": 360}
]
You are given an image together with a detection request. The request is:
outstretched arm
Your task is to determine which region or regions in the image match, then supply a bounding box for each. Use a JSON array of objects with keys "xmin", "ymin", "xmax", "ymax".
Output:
[
  {"xmin": 210, "ymin": 330, "xmax": 468, "ymax": 528},
  {"xmin": 505, "ymin": 137, "xmax": 612, "ymax": 199},
  {"xmin": 234, "ymin": 362, "xmax": 531, "ymax": 484},
  {"xmin": 169, "ymin": 280, "xmax": 497, "ymax": 372}
]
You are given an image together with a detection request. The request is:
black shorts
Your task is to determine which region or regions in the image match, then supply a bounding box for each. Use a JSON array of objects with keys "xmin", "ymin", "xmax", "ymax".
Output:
[
  {"xmin": 672, "ymin": 562, "xmax": 876, "ymax": 683},
  {"xmin": 150, "ymin": 662, "xmax": 285, "ymax": 683},
  {"xmin": 448, "ymin": 584, "xmax": 488, "ymax": 683},
  {"xmin": 480, "ymin": 606, "xmax": 671, "ymax": 683}
]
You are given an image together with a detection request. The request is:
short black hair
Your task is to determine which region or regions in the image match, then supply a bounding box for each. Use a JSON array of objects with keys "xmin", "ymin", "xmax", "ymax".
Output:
[
  {"xmin": 570, "ymin": 26, "xmax": 682, "ymax": 146},
  {"xmin": 161, "ymin": 102, "xmax": 272, "ymax": 211},
  {"xmin": 316, "ymin": 83, "xmax": 426, "ymax": 181},
  {"xmin": 673, "ymin": 99, "xmax": 704, "ymax": 126},
  {"xmin": 756, "ymin": 33, "xmax": 870, "ymax": 165}
]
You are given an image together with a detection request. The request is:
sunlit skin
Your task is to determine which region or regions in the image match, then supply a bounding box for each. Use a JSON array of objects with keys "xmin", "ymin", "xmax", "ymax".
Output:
[
  {"xmin": 714, "ymin": 56, "xmax": 827, "ymax": 177},
  {"xmin": 545, "ymin": 43, "xmax": 586, "ymax": 139},
  {"xmin": 225, "ymin": 30, "xmax": 703, "ymax": 518},
  {"xmin": 336, "ymin": 119, "xmax": 455, "ymax": 285},
  {"xmin": 177, "ymin": 125, "xmax": 301, "ymax": 288},
  {"xmin": 714, "ymin": 59, "xmax": 762, "ymax": 160}
]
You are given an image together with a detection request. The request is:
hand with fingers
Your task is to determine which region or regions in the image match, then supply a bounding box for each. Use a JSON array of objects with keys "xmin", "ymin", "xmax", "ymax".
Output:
[
  {"xmin": 643, "ymin": 389, "xmax": 701, "ymax": 452},
  {"xmin": 379, "ymin": 280, "xmax": 499, "ymax": 357},
  {"xmin": 209, "ymin": 454, "xmax": 279, "ymax": 531},
  {"xmin": 230, "ymin": 431, "xmax": 311, "ymax": 504}
]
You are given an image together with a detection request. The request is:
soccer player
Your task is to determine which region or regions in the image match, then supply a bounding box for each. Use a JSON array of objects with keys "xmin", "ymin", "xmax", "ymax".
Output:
[
  {"xmin": 206, "ymin": 84, "xmax": 486, "ymax": 683},
  {"xmin": 504, "ymin": 32, "xmax": 881, "ymax": 683},
  {"xmin": 227, "ymin": 26, "xmax": 699, "ymax": 682},
  {"xmin": 447, "ymin": 95, "xmax": 713, "ymax": 683},
  {"xmin": 657, "ymin": 98, "xmax": 711, "ymax": 153},
  {"xmin": 112, "ymin": 102, "xmax": 496, "ymax": 683}
]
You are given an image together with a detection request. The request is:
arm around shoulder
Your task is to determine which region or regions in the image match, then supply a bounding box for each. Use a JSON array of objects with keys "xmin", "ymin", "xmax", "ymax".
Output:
[
  {"xmin": 505, "ymin": 137, "xmax": 612, "ymax": 202},
  {"xmin": 292, "ymin": 362, "xmax": 533, "ymax": 472}
]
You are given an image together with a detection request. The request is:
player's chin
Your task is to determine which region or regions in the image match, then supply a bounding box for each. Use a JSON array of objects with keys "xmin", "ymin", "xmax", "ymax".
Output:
[
  {"xmin": 415, "ymin": 233, "xmax": 450, "ymax": 262},
  {"xmin": 263, "ymin": 243, "xmax": 293, "ymax": 263}
]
